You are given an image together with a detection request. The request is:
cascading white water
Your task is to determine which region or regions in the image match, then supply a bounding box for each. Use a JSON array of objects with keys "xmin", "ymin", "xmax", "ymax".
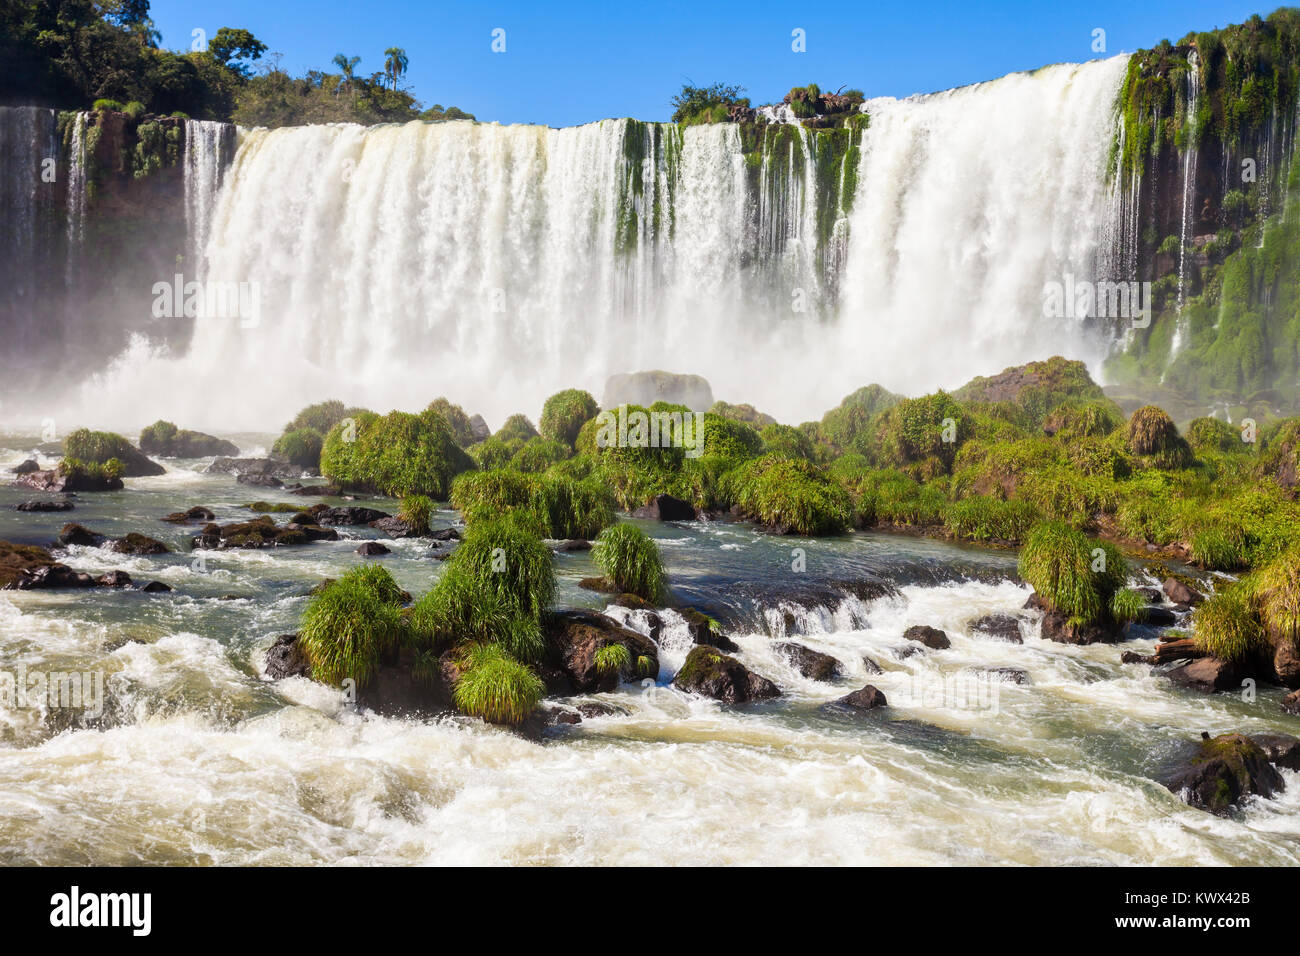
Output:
[
  {"xmin": 183, "ymin": 119, "xmax": 231, "ymax": 259},
  {"xmin": 64, "ymin": 111, "xmax": 88, "ymax": 283},
  {"xmin": 76, "ymin": 56, "xmax": 1131, "ymax": 431},
  {"xmin": 1170, "ymin": 50, "xmax": 1201, "ymax": 359},
  {"xmin": 0, "ymin": 106, "xmax": 58, "ymax": 362}
]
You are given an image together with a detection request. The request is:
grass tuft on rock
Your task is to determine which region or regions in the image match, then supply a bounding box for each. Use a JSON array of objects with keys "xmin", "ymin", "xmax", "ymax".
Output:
[
  {"xmin": 298, "ymin": 565, "xmax": 406, "ymax": 688},
  {"xmin": 452, "ymin": 643, "xmax": 545, "ymax": 725},
  {"xmin": 593, "ymin": 523, "xmax": 666, "ymax": 603}
]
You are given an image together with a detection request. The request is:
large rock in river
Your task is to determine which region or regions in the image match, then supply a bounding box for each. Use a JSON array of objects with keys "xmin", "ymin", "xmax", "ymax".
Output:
[
  {"xmin": 1163, "ymin": 733, "xmax": 1285, "ymax": 814},
  {"xmin": 672, "ymin": 645, "xmax": 780, "ymax": 703},
  {"xmin": 543, "ymin": 609, "xmax": 660, "ymax": 694}
]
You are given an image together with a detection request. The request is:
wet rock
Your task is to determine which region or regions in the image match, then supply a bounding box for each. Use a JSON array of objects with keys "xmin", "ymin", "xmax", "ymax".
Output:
[
  {"xmin": 265, "ymin": 633, "xmax": 311, "ymax": 680},
  {"xmin": 551, "ymin": 539, "xmax": 592, "ymax": 552},
  {"xmin": 206, "ymin": 456, "xmax": 303, "ymax": 480},
  {"xmin": 1143, "ymin": 605, "xmax": 1178, "ymax": 627},
  {"xmin": 15, "ymin": 498, "xmax": 74, "ymax": 512},
  {"xmin": 356, "ymin": 541, "xmax": 390, "ymax": 556},
  {"xmin": 314, "ymin": 505, "xmax": 390, "ymax": 526},
  {"xmin": 0, "ymin": 540, "xmax": 54, "ymax": 587},
  {"xmin": 357, "ymin": 649, "xmax": 455, "ymax": 717},
  {"xmin": 861, "ymin": 655, "xmax": 883, "ymax": 675},
  {"xmin": 56, "ymin": 523, "xmax": 106, "ymax": 547},
  {"xmin": 429, "ymin": 527, "xmax": 461, "ymax": 542},
  {"xmin": 542, "ymin": 704, "xmax": 583, "ymax": 725},
  {"xmin": 16, "ymin": 468, "xmax": 122, "ymax": 493},
  {"xmin": 107, "ymin": 532, "xmax": 169, "ymax": 555},
  {"xmin": 160, "ymin": 506, "xmax": 215, "ymax": 523},
  {"xmin": 1121, "ymin": 650, "xmax": 1151, "ymax": 664},
  {"xmin": 832, "ymin": 684, "xmax": 888, "ymax": 710},
  {"xmin": 139, "ymin": 425, "xmax": 238, "ymax": 458},
  {"xmin": 1163, "ymin": 577, "xmax": 1204, "ymax": 606},
  {"xmin": 1272, "ymin": 641, "xmax": 1300, "ymax": 690},
  {"xmin": 236, "ymin": 473, "xmax": 283, "ymax": 488},
  {"xmin": 1163, "ymin": 733, "xmax": 1284, "ymax": 814},
  {"xmin": 1166, "ymin": 656, "xmax": 1250, "ymax": 694},
  {"xmin": 632, "ymin": 493, "xmax": 696, "ymax": 522},
  {"xmin": 895, "ymin": 644, "xmax": 926, "ymax": 660},
  {"xmin": 672, "ymin": 645, "xmax": 779, "ymax": 703},
  {"xmin": 903, "ymin": 624, "xmax": 950, "ymax": 650},
  {"xmin": 774, "ymin": 641, "xmax": 842, "ymax": 681},
  {"xmin": 11, "ymin": 459, "xmax": 39, "ymax": 474},
  {"xmin": 544, "ymin": 608, "xmax": 660, "ymax": 694},
  {"xmin": 1283, "ymin": 689, "xmax": 1300, "ymax": 715},
  {"xmin": 8, "ymin": 563, "xmax": 132, "ymax": 590},
  {"xmin": 679, "ymin": 606, "xmax": 739, "ymax": 652},
  {"xmin": 978, "ymin": 667, "xmax": 1030, "ymax": 685},
  {"xmin": 576, "ymin": 700, "xmax": 631, "ymax": 719},
  {"xmin": 192, "ymin": 515, "xmax": 338, "ymax": 550},
  {"xmin": 140, "ymin": 580, "xmax": 172, "ymax": 593},
  {"xmin": 1249, "ymin": 733, "xmax": 1300, "ymax": 771},
  {"xmin": 970, "ymin": 614, "xmax": 1023, "ymax": 644},
  {"xmin": 468, "ymin": 414, "xmax": 491, "ymax": 443},
  {"xmin": 287, "ymin": 483, "xmax": 344, "ymax": 497},
  {"xmin": 96, "ymin": 570, "xmax": 133, "ymax": 587},
  {"xmin": 1036, "ymin": 605, "xmax": 1121, "ymax": 645},
  {"xmin": 1135, "ymin": 587, "xmax": 1163, "ymax": 603},
  {"xmin": 578, "ymin": 576, "xmax": 618, "ymax": 593}
]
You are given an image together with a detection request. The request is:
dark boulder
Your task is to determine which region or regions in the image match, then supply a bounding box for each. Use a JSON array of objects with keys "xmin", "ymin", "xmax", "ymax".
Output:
[
  {"xmin": 192, "ymin": 515, "xmax": 338, "ymax": 550},
  {"xmin": 107, "ymin": 532, "xmax": 169, "ymax": 556},
  {"xmin": 828, "ymin": 684, "xmax": 888, "ymax": 711},
  {"xmin": 56, "ymin": 523, "xmax": 106, "ymax": 547},
  {"xmin": 544, "ymin": 609, "xmax": 660, "ymax": 694},
  {"xmin": 429, "ymin": 528, "xmax": 461, "ymax": 542},
  {"xmin": 1163, "ymin": 733, "xmax": 1285, "ymax": 814},
  {"xmin": 576, "ymin": 700, "xmax": 631, "ymax": 719},
  {"xmin": 236, "ymin": 473, "xmax": 283, "ymax": 488},
  {"xmin": 672, "ymin": 645, "xmax": 780, "ymax": 703},
  {"xmin": 8, "ymin": 563, "xmax": 132, "ymax": 590},
  {"xmin": 903, "ymin": 624, "xmax": 950, "ymax": 650},
  {"xmin": 357, "ymin": 649, "xmax": 456, "ymax": 718},
  {"xmin": 368, "ymin": 516, "xmax": 415, "ymax": 537},
  {"xmin": 314, "ymin": 505, "xmax": 390, "ymax": 526},
  {"xmin": 1163, "ymin": 577, "xmax": 1204, "ymax": 606},
  {"xmin": 140, "ymin": 580, "xmax": 172, "ymax": 593},
  {"xmin": 160, "ymin": 506, "xmax": 215, "ymax": 523},
  {"xmin": 774, "ymin": 641, "xmax": 842, "ymax": 681},
  {"xmin": 468, "ymin": 414, "xmax": 491, "ymax": 443},
  {"xmin": 265, "ymin": 634, "xmax": 311, "ymax": 680},
  {"xmin": 861, "ymin": 655, "xmax": 883, "ymax": 675},
  {"xmin": 1037, "ymin": 606, "xmax": 1121, "ymax": 645},
  {"xmin": 96, "ymin": 570, "xmax": 133, "ymax": 587},
  {"xmin": 15, "ymin": 498, "xmax": 74, "ymax": 512},
  {"xmin": 16, "ymin": 468, "xmax": 122, "ymax": 493},
  {"xmin": 206, "ymin": 456, "xmax": 304, "ymax": 480},
  {"xmin": 551, "ymin": 539, "xmax": 592, "ymax": 552},
  {"xmin": 679, "ymin": 606, "xmax": 739, "ymax": 652},
  {"xmin": 11, "ymin": 459, "xmax": 39, "ymax": 474},
  {"xmin": 1143, "ymin": 605, "xmax": 1178, "ymax": 627},
  {"xmin": 0, "ymin": 540, "xmax": 54, "ymax": 588},
  {"xmin": 1249, "ymin": 733, "xmax": 1300, "ymax": 772},
  {"xmin": 1166, "ymin": 656, "xmax": 1250, "ymax": 694},
  {"xmin": 969, "ymin": 614, "xmax": 1023, "ymax": 644},
  {"xmin": 356, "ymin": 541, "xmax": 390, "ymax": 556},
  {"xmin": 1272, "ymin": 641, "xmax": 1300, "ymax": 690},
  {"xmin": 632, "ymin": 493, "xmax": 697, "ymax": 522},
  {"xmin": 288, "ymin": 483, "xmax": 344, "ymax": 497},
  {"xmin": 1285, "ymin": 689, "xmax": 1300, "ymax": 715},
  {"xmin": 139, "ymin": 426, "xmax": 238, "ymax": 458}
]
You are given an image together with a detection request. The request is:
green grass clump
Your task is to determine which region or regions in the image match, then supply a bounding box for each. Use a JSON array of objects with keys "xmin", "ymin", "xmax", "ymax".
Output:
[
  {"xmin": 1109, "ymin": 587, "xmax": 1146, "ymax": 624},
  {"xmin": 64, "ymin": 428, "xmax": 134, "ymax": 464},
  {"xmin": 1125, "ymin": 406, "xmax": 1194, "ymax": 468},
  {"xmin": 494, "ymin": 414, "xmax": 539, "ymax": 444},
  {"xmin": 699, "ymin": 413, "xmax": 764, "ymax": 460},
  {"xmin": 943, "ymin": 495, "xmax": 1040, "ymax": 544},
  {"xmin": 874, "ymin": 391, "xmax": 970, "ymax": 471},
  {"xmin": 759, "ymin": 423, "xmax": 814, "ymax": 460},
  {"xmin": 818, "ymin": 383, "xmax": 901, "ymax": 457},
  {"xmin": 425, "ymin": 397, "xmax": 477, "ymax": 447},
  {"xmin": 865, "ymin": 469, "xmax": 945, "ymax": 526},
  {"xmin": 1190, "ymin": 517, "xmax": 1251, "ymax": 570},
  {"xmin": 1256, "ymin": 547, "xmax": 1300, "ymax": 648},
  {"xmin": 400, "ymin": 494, "xmax": 434, "ymax": 535},
  {"xmin": 284, "ymin": 400, "xmax": 352, "ymax": 436},
  {"xmin": 452, "ymin": 643, "xmax": 545, "ymax": 725},
  {"xmin": 510, "ymin": 436, "xmax": 570, "ymax": 473},
  {"xmin": 595, "ymin": 643, "xmax": 632, "ymax": 678},
  {"xmin": 57, "ymin": 457, "xmax": 124, "ymax": 484},
  {"xmin": 272, "ymin": 428, "xmax": 324, "ymax": 469},
  {"xmin": 452, "ymin": 514, "xmax": 556, "ymax": 621},
  {"xmin": 593, "ymin": 523, "xmax": 667, "ymax": 602},
  {"xmin": 298, "ymin": 566, "xmax": 406, "ymax": 688},
  {"xmin": 1043, "ymin": 400, "xmax": 1124, "ymax": 439},
  {"xmin": 1018, "ymin": 521, "xmax": 1127, "ymax": 625},
  {"xmin": 725, "ymin": 456, "xmax": 853, "ymax": 535},
  {"xmin": 1187, "ymin": 416, "xmax": 1247, "ymax": 456},
  {"xmin": 320, "ymin": 409, "xmax": 473, "ymax": 498},
  {"xmin": 408, "ymin": 564, "xmax": 544, "ymax": 661},
  {"xmin": 451, "ymin": 469, "xmax": 613, "ymax": 539},
  {"xmin": 1194, "ymin": 582, "xmax": 1268, "ymax": 663},
  {"xmin": 540, "ymin": 389, "xmax": 599, "ymax": 448},
  {"xmin": 93, "ymin": 98, "xmax": 124, "ymax": 112}
]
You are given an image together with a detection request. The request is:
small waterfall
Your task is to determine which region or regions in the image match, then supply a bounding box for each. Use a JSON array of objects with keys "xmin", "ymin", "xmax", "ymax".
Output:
[
  {"xmin": 0, "ymin": 106, "xmax": 58, "ymax": 362},
  {"xmin": 184, "ymin": 119, "xmax": 233, "ymax": 262},
  {"xmin": 64, "ymin": 111, "xmax": 89, "ymax": 283},
  {"xmin": 1172, "ymin": 50, "xmax": 1201, "ymax": 348}
]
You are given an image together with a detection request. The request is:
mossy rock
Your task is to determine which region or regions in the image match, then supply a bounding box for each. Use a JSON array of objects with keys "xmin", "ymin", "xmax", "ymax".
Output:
[
  {"xmin": 0, "ymin": 541, "xmax": 54, "ymax": 588},
  {"xmin": 672, "ymin": 645, "xmax": 780, "ymax": 703},
  {"xmin": 1163, "ymin": 733, "xmax": 1285, "ymax": 814}
]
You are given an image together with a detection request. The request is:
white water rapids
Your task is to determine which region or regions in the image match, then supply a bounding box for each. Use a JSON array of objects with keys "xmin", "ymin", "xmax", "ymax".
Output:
[{"xmin": 69, "ymin": 56, "xmax": 1131, "ymax": 432}]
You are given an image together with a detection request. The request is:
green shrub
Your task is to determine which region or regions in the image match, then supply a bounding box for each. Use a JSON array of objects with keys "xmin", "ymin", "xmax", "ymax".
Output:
[
  {"xmin": 1190, "ymin": 517, "xmax": 1251, "ymax": 570},
  {"xmin": 510, "ymin": 436, "xmax": 570, "ymax": 473},
  {"xmin": 1126, "ymin": 405, "xmax": 1193, "ymax": 468},
  {"xmin": 409, "ymin": 564, "xmax": 544, "ymax": 661},
  {"xmin": 451, "ymin": 469, "xmax": 613, "ymax": 539},
  {"xmin": 468, "ymin": 436, "xmax": 522, "ymax": 469},
  {"xmin": 819, "ymin": 383, "xmax": 901, "ymax": 457},
  {"xmin": 319, "ymin": 410, "xmax": 378, "ymax": 487},
  {"xmin": 699, "ymin": 413, "xmax": 764, "ymax": 460},
  {"xmin": 539, "ymin": 389, "xmax": 599, "ymax": 448},
  {"xmin": 123, "ymin": 100, "xmax": 146, "ymax": 120},
  {"xmin": 1187, "ymin": 416, "xmax": 1247, "ymax": 455},
  {"xmin": 875, "ymin": 391, "xmax": 970, "ymax": 471},
  {"xmin": 320, "ymin": 409, "xmax": 474, "ymax": 498},
  {"xmin": 298, "ymin": 566, "xmax": 406, "ymax": 687},
  {"xmin": 93, "ymin": 98, "xmax": 124, "ymax": 112},
  {"xmin": 943, "ymin": 495, "xmax": 1040, "ymax": 543},
  {"xmin": 760, "ymin": 423, "xmax": 814, "ymax": 460},
  {"xmin": 451, "ymin": 515, "xmax": 555, "ymax": 621},
  {"xmin": 284, "ymin": 400, "xmax": 351, "ymax": 436},
  {"xmin": 425, "ymin": 397, "xmax": 477, "ymax": 447},
  {"xmin": 725, "ymin": 456, "xmax": 853, "ymax": 534},
  {"xmin": 400, "ymin": 494, "xmax": 434, "ymax": 535},
  {"xmin": 57, "ymin": 457, "xmax": 125, "ymax": 483},
  {"xmin": 1043, "ymin": 400, "xmax": 1124, "ymax": 439},
  {"xmin": 1109, "ymin": 587, "xmax": 1145, "ymax": 624},
  {"xmin": 593, "ymin": 523, "xmax": 667, "ymax": 602},
  {"xmin": 1194, "ymin": 583, "xmax": 1267, "ymax": 662},
  {"xmin": 272, "ymin": 428, "xmax": 324, "ymax": 469},
  {"xmin": 868, "ymin": 469, "xmax": 945, "ymax": 526},
  {"xmin": 494, "ymin": 413, "xmax": 538, "ymax": 444},
  {"xmin": 1256, "ymin": 548, "xmax": 1300, "ymax": 647},
  {"xmin": 1018, "ymin": 522, "xmax": 1126, "ymax": 625},
  {"xmin": 452, "ymin": 643, "xmax": 545, "ymax": 725}
]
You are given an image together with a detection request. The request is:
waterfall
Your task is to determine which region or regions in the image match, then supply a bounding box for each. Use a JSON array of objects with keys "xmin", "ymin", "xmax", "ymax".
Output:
[
  {"xmin": 67, "ymin": 56, "xmax": 1130, "ymax": 431},
  {"xmin": 0, "ymin": 106, "xmax": 58, "ymax": 366},
  {"xmin": 184, "ymin": 119, "xmax": 233, "ymax": 260},
  {"xmin": 64, "ymin": 111, "xmax": 89, "ymax": 284},
  {"xmin": 1171, "ymin": 50, "xmax": 1201, "ymax": 355}
]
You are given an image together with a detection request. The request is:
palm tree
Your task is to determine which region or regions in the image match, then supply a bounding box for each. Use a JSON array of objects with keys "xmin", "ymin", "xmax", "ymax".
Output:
[
  {"xmin": 332, "ymin": 53, "xmax": 361, "ymax": 95},
  {"xmin": 383, "ymin": 47, "xmax": 409, "ymax": 91}
]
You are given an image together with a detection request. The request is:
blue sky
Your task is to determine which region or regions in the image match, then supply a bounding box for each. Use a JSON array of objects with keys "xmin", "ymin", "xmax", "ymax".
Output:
[{"xmin": 152, "ymin": 0, "xmax": 1274, "ymax": 126}]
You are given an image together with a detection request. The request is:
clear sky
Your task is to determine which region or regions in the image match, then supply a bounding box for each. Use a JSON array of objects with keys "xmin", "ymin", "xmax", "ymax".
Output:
[{"xmin": 151, "ymin": 0, "xmax": 1277, "ymax": 126}]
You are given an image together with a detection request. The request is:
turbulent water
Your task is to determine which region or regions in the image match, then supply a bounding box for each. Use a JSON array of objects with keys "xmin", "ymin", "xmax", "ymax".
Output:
[
  {"xmin": 60, "ymin": 57, "xmax": 1133, "ymax": 432},
  {"xmin": 1, "ymin": 442, "xmax": 1298, "ymax": 865}
]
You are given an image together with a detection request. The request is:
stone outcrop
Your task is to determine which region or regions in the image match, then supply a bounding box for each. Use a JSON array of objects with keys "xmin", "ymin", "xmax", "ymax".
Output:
[{"xmin": 672, "ymin": 645, "xmax": 779, "ymax": 703}]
